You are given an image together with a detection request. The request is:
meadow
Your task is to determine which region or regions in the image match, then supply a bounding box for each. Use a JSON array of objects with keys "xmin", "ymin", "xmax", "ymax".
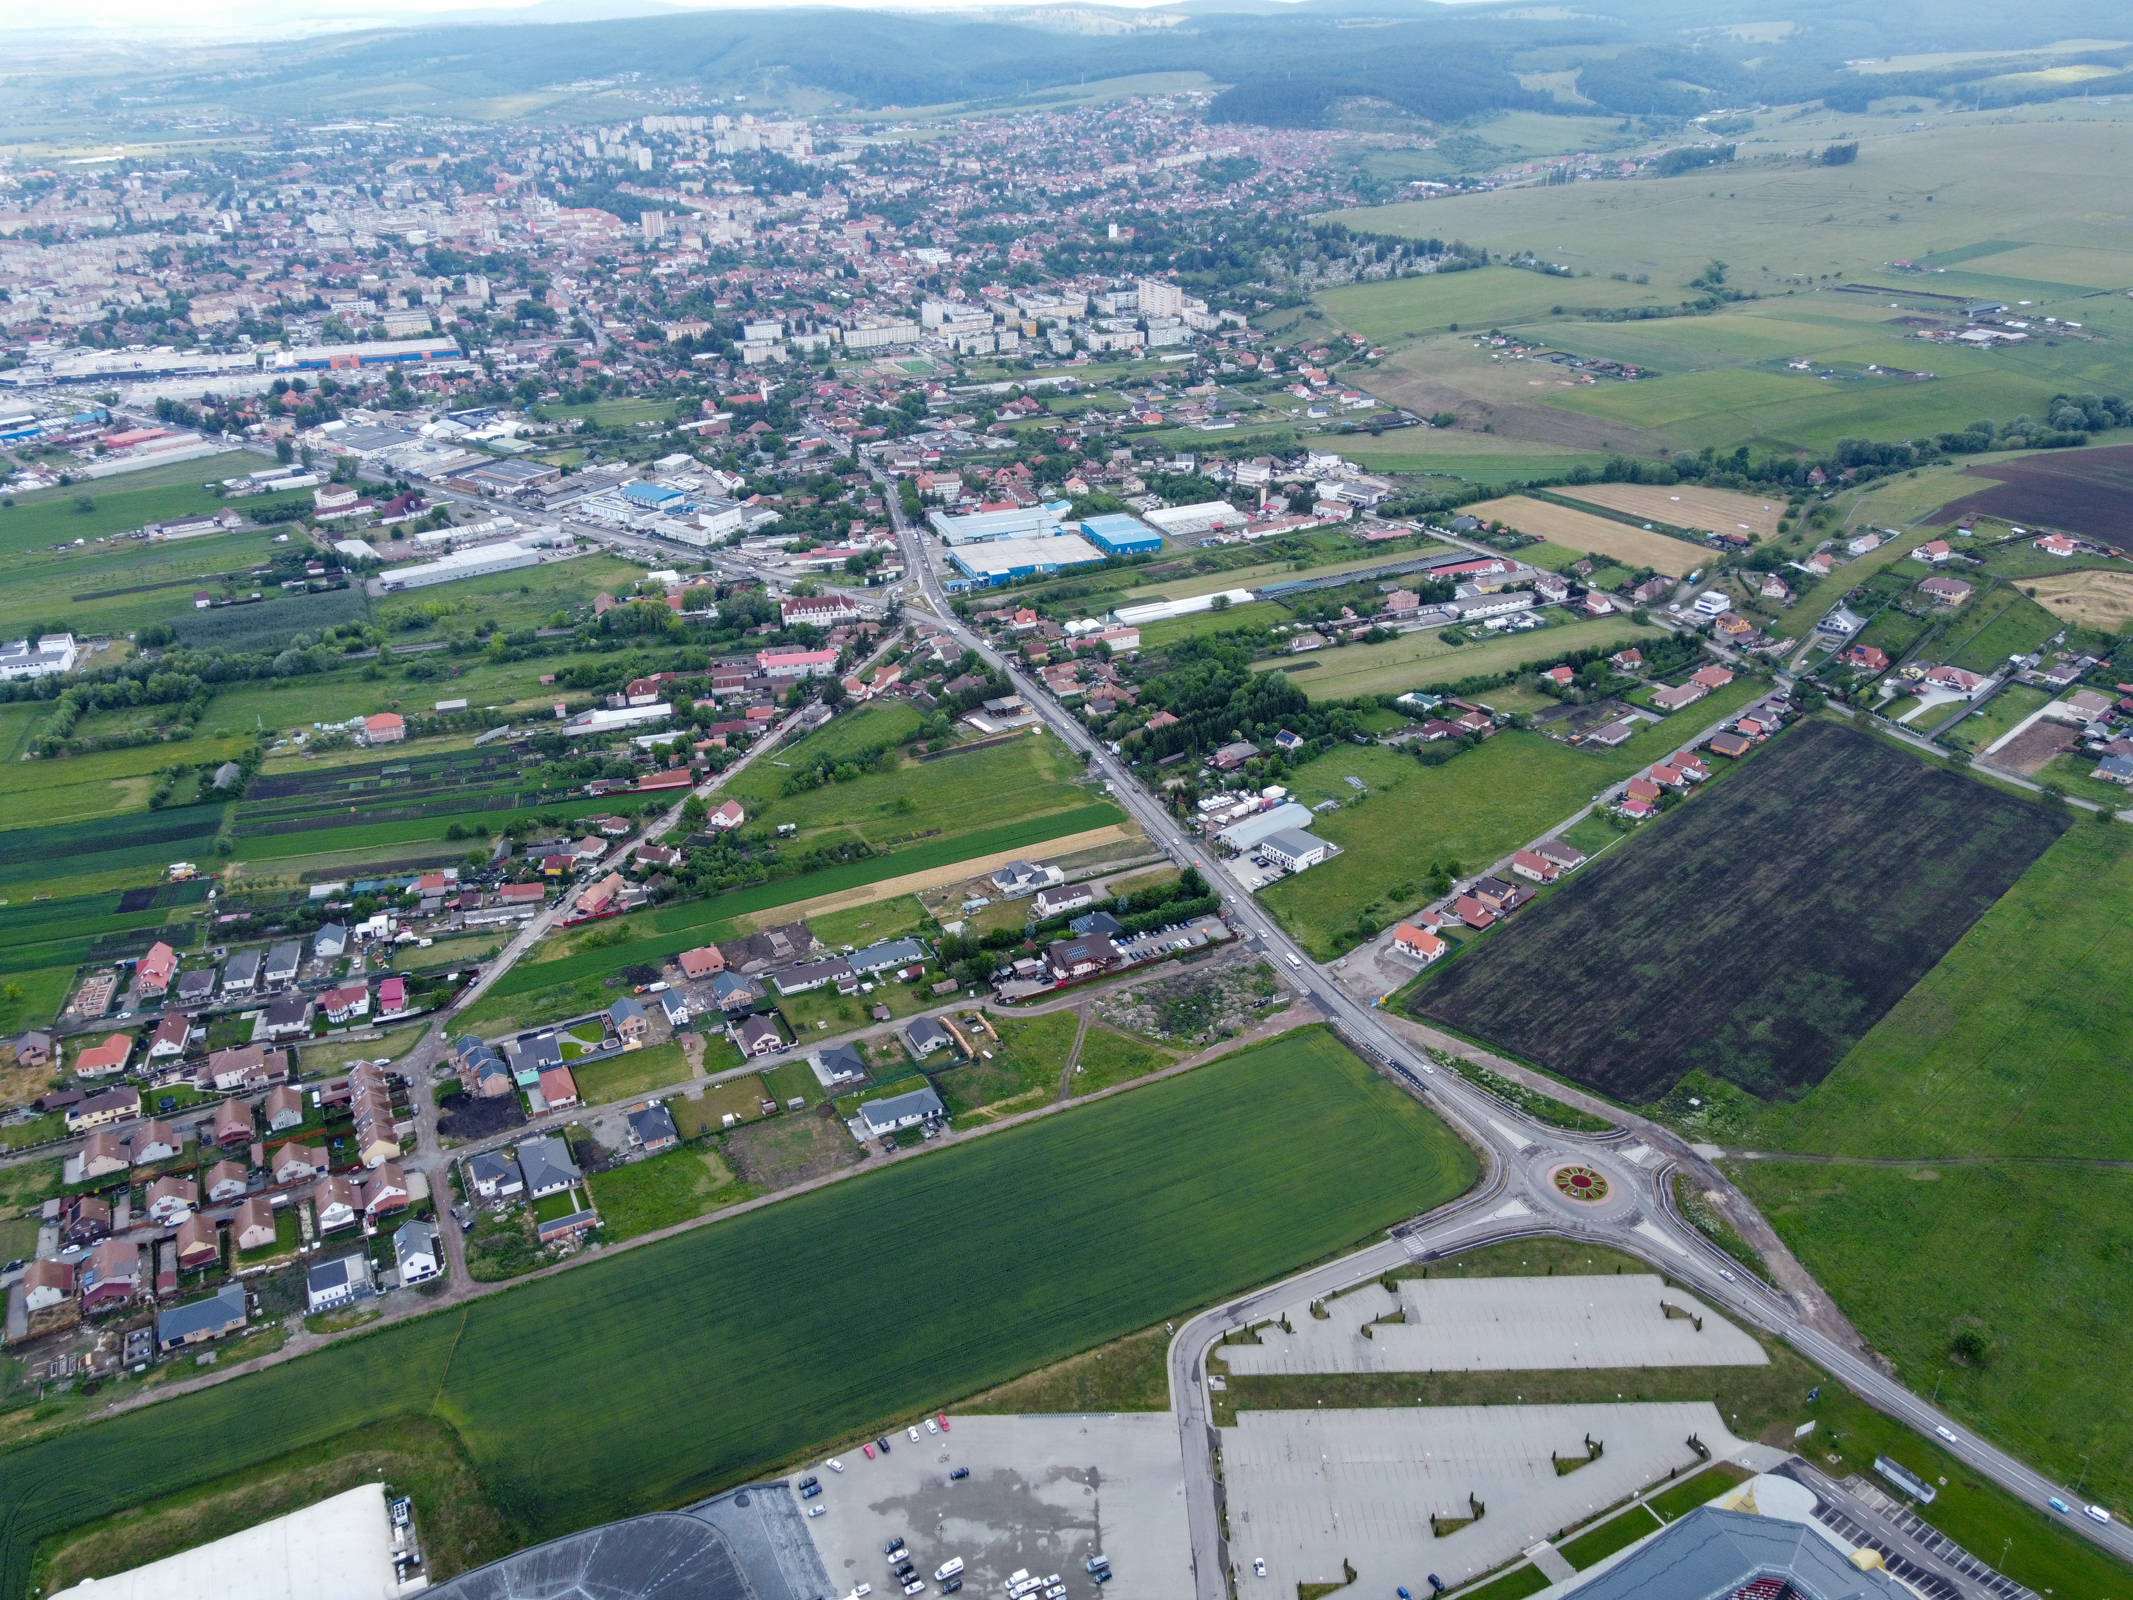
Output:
[
  {"xmin": 1321, "ymin": 113, "xmax": 2133, "ymax": 456},
  {"xmin": 1462, "ymin": 495, "xmax": 1702, "ymax": 574},
  {"xmin": 1412, "ymin": 721, "xmax": 2067, "ymax": 1103},
  {"xmin": 1257, "ymin": 677, "xmax": 1766, "ymax": 958},
  {"xmin": 1256, "ymin": 616, "xmax": 1663, "ymax": 704},
  {"xmin": 0, "ymin": 1027, "xmax": 1477, "ymax": 1595},
  {"xmin": 0, "ymin": 453, "xmax": 249, "ymax": 557}
]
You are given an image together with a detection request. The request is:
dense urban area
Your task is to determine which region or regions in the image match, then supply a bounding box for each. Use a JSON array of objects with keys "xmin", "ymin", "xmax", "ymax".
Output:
[{"xmin": 4, "ymin": 5, "xmax": 2133, "ymax": 1600}]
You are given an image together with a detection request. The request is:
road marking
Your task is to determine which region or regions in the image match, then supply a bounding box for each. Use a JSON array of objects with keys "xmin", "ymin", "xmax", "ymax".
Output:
[
  {"xmin": 1634, "ymin": 1218, "xmax": 1691, "ymax": 1257},
  {"xmin": 1621, "ymin": 1142, "xmax": 1654, "ymax": 1166}
]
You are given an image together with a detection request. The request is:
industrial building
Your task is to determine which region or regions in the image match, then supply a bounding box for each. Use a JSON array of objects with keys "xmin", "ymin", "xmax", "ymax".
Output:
[
  {"xmin": 1214, "ymin": 802, "xmax": 1316, "ymax": 854},
  {"xmin": 560, "ymin": 703, "xmax": 674, "ymax": 738},
  {"xmin": 276, "ymin": 339, "xmax": 467, "ymax": 371},
  {"xmin": 1080, "ymin": 513, "xmax": 1164, "ymax": 557},
  {"xmin": 948, "ymin": 534, "xmax": 1105, "ymax": 587},
  {"xmin": 928, "ymin": 506, "xmax": 1064, "ymax": 545},
  {"xmin": 376, "ymin": 542, "xmax": 544, "ymax": 593},
  {"xmin": 1260, "ymin": 829, "xmax": 1330, "ymax": 873},
  {"xmin": 1143, "ymin": 501, "xmax": 1245, "ymax": 538}
]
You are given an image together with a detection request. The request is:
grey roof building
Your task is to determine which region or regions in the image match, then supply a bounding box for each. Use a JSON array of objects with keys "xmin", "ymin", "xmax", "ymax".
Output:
[
  {"xmin": 395, "ymin": 1218, "xmax": 442, "ymax": 1285},
  {"xmin": 222, "ymin": 948, "xmax": 262, "ymax": 994},
  {"xmin": 468, "ymin": 1150, "xmax": 523, "ymax": 1198},
  {"xmin": 263, "ymin": 939, "xmax": 303, "ymax": 985},
  {"xmin": 313, "ymin": 922, "xmax": 348, "ymax": 960},
  {"xmin": 1562, "ymin": 1506, "xmax": 1902, "ymax": 1600},
  {"xmin": 156, "ymin": 1283, "xmax": 248, "ymax": 1352},
  {"xmin": 809, "ymin": 1041, "xmax": 868, "ymax": 1088},
  {"xmin": 627, "ymin": 1103, "xmax": 680, "ymax": 1151},
  {"xmin": 305, "ymin": 1252, "xmax": 374, "ymax": 1313},
  {"xmin": 856, "ymin": 1086, "xmax": 946, "ymax": 1139},
  {"xmin": 847, "ymin": 937, "xmax": 928, "ymax": 975},
  {"xmin": 903, "ymin": 1016, "xmax": 952, "ymax": 1058},
  {"xmin": 516, "ymin": 1133, "xmax": 582, "ymax": 1198},
  {"xmin": 176, "ymin": 968, "xmax": 217, "ymax": 1006}
]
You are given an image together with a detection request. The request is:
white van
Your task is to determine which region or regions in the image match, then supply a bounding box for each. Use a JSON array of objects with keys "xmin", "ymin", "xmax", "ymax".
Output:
[{"xmin": 934, "ymin": 1559, "xmax": 964, "ymax": 1583}]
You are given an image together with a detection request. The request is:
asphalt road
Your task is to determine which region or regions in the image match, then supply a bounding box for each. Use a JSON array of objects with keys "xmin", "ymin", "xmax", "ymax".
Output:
[{"xmin": 872, "ymin": 468, "xmax": 2133, "ymax": 1590}]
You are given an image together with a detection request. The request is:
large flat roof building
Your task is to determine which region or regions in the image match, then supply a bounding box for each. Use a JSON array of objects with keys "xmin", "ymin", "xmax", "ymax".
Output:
[
  {"xmin": 377, "ymin": 541, "xmax": 544, "ymax": 594},
  {"xmin": 948, "ymin": 534, "xmax": 1105, "ymax": 588}
]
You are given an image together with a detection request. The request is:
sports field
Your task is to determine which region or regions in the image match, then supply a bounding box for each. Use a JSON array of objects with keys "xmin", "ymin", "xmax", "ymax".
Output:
[
  {"xmin": 1258, "ymin": 678, "xmax": 1765, "ymax": 959},
  {"xmin": 1462, "ymin": 497, "xmax": 1698, "ymax": 576},
  {"xmin": 1255, "ymin": 616, "xmax": 1663, "ymax": 703},
  {"xmin": 0, "ymin": 1027, "xmax": 1476, "ymax": 1594},
  {"xmin": 1560, "ymin": 483, "xmax": 1784, "ymax": 539},
  {"xmin": 1413, "ymin": 721, "xmax": 2068, "ymax": 1103}
]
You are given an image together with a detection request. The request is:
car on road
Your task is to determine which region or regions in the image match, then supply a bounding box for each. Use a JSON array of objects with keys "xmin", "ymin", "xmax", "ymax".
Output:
[
  {"xmin": 1717, "ymin": 1268, "xmax": 1737, "ymax": 1283},
  {"xmin": 2050, "ymin": 1497, "xmax": 2070, "ymax": 1514},
  {"xmin": 950, "ymin": 1468, "xmax": 970, "ymax": 1480},
  {"xmin": 2086, "ymin": 1505, "xmax": 2112, "ymax": 1524},
  {"xmin": 1935, "ymin": 1426, "xmax": 1957, "ymax": 1444},
  {"xmin": 1252, "ymin": 1560, "xmax": 1266, "ymax": 1578}
]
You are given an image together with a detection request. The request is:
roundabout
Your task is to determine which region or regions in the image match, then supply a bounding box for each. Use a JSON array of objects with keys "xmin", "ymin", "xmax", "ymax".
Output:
[{"xmin": 1550, "ymin": 1163, "xmax": 1610, "ymax": 1204}]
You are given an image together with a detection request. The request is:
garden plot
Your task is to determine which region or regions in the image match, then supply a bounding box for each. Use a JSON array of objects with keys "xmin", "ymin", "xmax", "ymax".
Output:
[
  {"xmin": 1093, "ymin": 946, "xmax": 1288, "ymax": 1048},
  {"xmin": 1221, "ymin": 1403, "xmax": 1742, "ymax": 1598},
  {"xmin": 1218, "ymin": 1276, "xmax": 1764, "ymax": 1377}
]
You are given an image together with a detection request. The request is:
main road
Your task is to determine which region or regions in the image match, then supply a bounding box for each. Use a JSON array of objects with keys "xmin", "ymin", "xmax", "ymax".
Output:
[{"xmin": 870, "ymin": 463, "xmax": 2133, "ymax": 1589}]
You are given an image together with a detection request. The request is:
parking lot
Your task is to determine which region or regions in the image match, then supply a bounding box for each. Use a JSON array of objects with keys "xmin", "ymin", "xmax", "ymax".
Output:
[
  {"xmin": 792, "ymin": 1413, "xmax": 1192, "ymax": 1600},
  {"xmin": 1216, "ymin": 1274, "xmax": 1767, "ymax": 1377},
  {"xmin": 1223, "ymin": 1402, "xmax": 1743, "ymax": 1597}
]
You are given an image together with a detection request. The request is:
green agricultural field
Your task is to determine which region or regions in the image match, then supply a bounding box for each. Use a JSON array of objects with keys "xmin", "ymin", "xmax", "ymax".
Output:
[
  {"xmin": 585, "ymin": 1145, "xmax": 755, "ymax": 1242},
  {"xmin": 1336, "ymin": 433, "xmax": 1610, "ymax": 487},
  {"xmin": 1260, "ymin": 616, "xmax": 1665, "ymax": 703},
  {"xmin": 1320, "ymin": 114, "xmax": 2133, "ymax": 456},
  {"xmin": 0, "ymin": 1027, "xmax": 1475, "ymax": 1593},
  {"xmin": 1260, "ymin": 677, "xmax": 1767, "ymax": 959},
  {"xmin": 0, "ymin": 455, "xmax": 249, "ymax": 558},
  {"xmin": 370, "ymin": 552, "xmax": 648, "ymax": 637},
  {"xmin": 0, "ymin": 524, "xmax": 301, "ymax": 641},
  {"xmin": 1137, "ymin": 600, "xmax": 1291, "ymax": 648},
  {"xmin": 0, "ymin": 737, "xmax": 251, "ymax": 832},
  {"xmin": 723, "ymin": 719, "xmax": 1102, "ymax": 855},
  {"xmin": 1935, "ymin": 587, "xmax": 2063, "ymax": 674},
  {"xmin": 1695, "ymin": 819, "xmax": 2133, "ymax": 1514}
]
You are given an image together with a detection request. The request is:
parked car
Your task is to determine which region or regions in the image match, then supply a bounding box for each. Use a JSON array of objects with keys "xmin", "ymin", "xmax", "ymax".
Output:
[
  {"xmin": 807, "ymin": 1505, "xmax": 827, "ymax": 1518},
  {"xmin": 827, "ymin": 1459, "xmax": 844, "ymax": 1473},
  {"xmin": 1252, "ymin": 1560, "xmax": 1266, "ymax": 1578},
  {"xmin": 950, "ymin": 1468, "xmax": 970, "ymax": 1481},
  {"xmin": 907, "ymin": 1426, "xmax": 922, "ymax": 1443},
  {"xmin": 862, "ymin": 1444, "xmax": 876, "ymax": 1459},
  {"xmin": 941, "ymin": 1582, "xmax": 961, "ymax": 1595},
  {"xmin": 884, "ymin": 1538, "xmax": 906, "ymax": 1557},
  {"xmin": 901, "ymin": 1583, "xmax": 926, "ymax": 1597},
  {"xmin": 876, "ymin": 1437, "xmax": 893, "ymax": 1454},
  {"xmin": 938, "ymin": 1414, "xmax": 950, "ymax": 1431},
  {"xmin": 800, "ymin": 1483, "xmax": 822, "ymax": 1500},
  {"xmin": 925, "ymin": 1418, "xmax": 939, "ymax": 1435}
]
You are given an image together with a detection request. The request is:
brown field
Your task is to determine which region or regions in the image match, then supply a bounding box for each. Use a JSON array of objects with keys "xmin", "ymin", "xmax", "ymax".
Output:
[
  {"xmin": 1937, "ymin": 445, "xmax": 2133, "ymax": 550},
  {"xmin": 1464, "ymin": 495, "xmax": 1698, "ymax": 576},
  {"xmin": 1560, "ymin": 483, "xmax": 1785, "ymax": 539},
  {"xmin": 2021, "ymin": 567, "xmax": 2133, "ymax": 630}
]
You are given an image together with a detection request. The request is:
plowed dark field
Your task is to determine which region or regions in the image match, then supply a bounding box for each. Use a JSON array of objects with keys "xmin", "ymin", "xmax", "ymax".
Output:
[
  {"xmin": 1411, "ymin": 720, "xmax": 2067, "ymax": 1104},
  {"xmin": 1938, "ymin": 445, "xmax": 2133, "ymax": 548}
]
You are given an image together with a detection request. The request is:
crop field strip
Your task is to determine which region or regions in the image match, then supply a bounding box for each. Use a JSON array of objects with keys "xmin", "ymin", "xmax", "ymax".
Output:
[
  {"xmin": 1456, "ymin": 496, "xmax": 1703, "ymax": 576},
  {"xmin": 0, "ymin": 1027, "xmax": 1477, "ymax": 1595},
  {"xmin": 1935, "ymin": 444, "xmax": 2133, "ymax": 549},
  {"xmin": 1412, "ymin": 720, "xmax": 2068, "ymax": 1104}
]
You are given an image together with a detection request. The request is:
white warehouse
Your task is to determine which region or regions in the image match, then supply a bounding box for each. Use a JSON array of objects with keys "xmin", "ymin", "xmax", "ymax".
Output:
[{"xmin": 376, "ymin": 541, "xmax": 543, "ymax": 593}]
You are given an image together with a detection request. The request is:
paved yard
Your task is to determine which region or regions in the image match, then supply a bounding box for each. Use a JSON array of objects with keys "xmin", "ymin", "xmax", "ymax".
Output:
[
  {"xmin": 794, "ymin": 1412, "xmax": 1190, "ymax": 1599},
  {"xmin": 1217, "ymin": 1274, "xmax": 1767, "ymax": 1376},
  {"xmin": 1222, "ymin": 1402, "xmax": 1743, "ymax": 1597}
]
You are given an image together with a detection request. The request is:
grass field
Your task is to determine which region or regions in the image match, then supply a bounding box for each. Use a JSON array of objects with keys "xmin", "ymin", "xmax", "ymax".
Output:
[
  {"xmin": 1462, "ymin": 496, "xmax": 1701, "ymax": 575},
  {"xmin": 1936, "ymin": 586, "xmax": 2064, "ymax": 675},
  {"xmin": 1320, "ymin": 114, "xmax": 2133, "ymax": 457},
  {"xmin": 2020, "ymin": 566, "xmax": 2133, "ymax": 630},
  {"xmin": 0, "ymin": 454, "xmax": 248, "ymax": 557},
  {"xmin": 585, "ymin": 1145, "xmax": 755, "ymax": 1242},
  {"xmin": 1413, "ymin": 721, "xmax": 2067, "ymax": 1103},
  {"xmin": 0, "ymin": 1027, "xmax": 1476, "ymax": 1593},
  {"xmin": 568, "ymin": 1041, "xmax": 686, "ymax": 1107},
  {"xmin": 1256, "ymin": 616, "xmax": 1664, "ymax": 703},
  {"xmin": 1259, "ymin": 678, "xmax": 1765, "ymax": 958}
]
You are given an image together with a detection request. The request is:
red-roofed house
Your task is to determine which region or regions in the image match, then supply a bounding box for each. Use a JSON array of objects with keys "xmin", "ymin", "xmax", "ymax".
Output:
[
  {"xmin": 135, "ymin": 941, "xmax": 179, "ymax": 1000},
  {"xmin": 377, "ymin": 976, "xmax": 411, "ymax": 1019},
  {"xmin": 1626, "ymin": 776, "xmax": 1663, "ymax": 803},
  {"xmin": 73, "ymin": 1033, "xmax": 133, "ymax": 1079},
  {"xmin": 678, "ymin": 945, "xmax": 725, "ymax": 979},
  {"xmin": 707, "ymin": 799, "xmax": 745, "ymax": 830},
  {"xmin": 1392, "ymin": 923, "xmax": 1448, "ymax": 965},
  {"xmin": 1620, "ymin": 794, "xmax": 1656, "ymax": 818},
  {"xmin": 1452, "ymin": 895, "xmax": 1497, "ymax": 931},
  {"xmin": 1845, "ymin": 644, "xmax": 1891, "ymax": 673},
  {"xmin": 1542, "ymin": 665, "xmax": 1574, "ymax": 688},
  {"xmin": 1610, "ymin": 649, "xmax": 1643, "ymax": 672},
  {"xmin": 363, "ymin": 712, "xmax": 406, "ymax": 744},
  {"xmin": 1509, "ymin": 849, "xmax": 1560, "ymax": 884},
  {"xmin": 1917, "ymin": 539, "xmax": 1952, "ymax": 564},
  {"xmin": 147, "ymin": 1012, "xmax": 190, "ymax": 1060},
  {"xmin": 538, "ymin": 1066, "xmax": 581, "ymax": 1111},
  {"xmin": 2035, "ymin": 534, "xmax": 2079, "ymax": 557},
  {"xmin": 1688, "ymin": 665, "xmax": 1734, "ymax": 690},
  {"xmin": 1650, "ymin": 763, "xmax": 1687, "ymax": 789},
  {"xmin": 757, "ymin": 648, "xmax": 839, "ymax": 680},
  {"xmin": 320, "ymin": 983, "xmax": 370, "ymax": 1025}
]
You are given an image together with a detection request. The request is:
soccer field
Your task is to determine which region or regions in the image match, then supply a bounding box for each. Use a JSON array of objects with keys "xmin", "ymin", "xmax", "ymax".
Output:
[{"xmin": 0, "ymin": 1027, "xmax": 1476, "ymax": 1594}]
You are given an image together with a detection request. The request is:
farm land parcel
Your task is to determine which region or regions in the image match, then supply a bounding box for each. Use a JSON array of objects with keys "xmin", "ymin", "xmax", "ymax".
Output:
[
  {"xmin": 0, "ymin": 1028, "xmax": 1476, "ymax": 1596},
  {"xmin": 1252, "ymin": 615, "xmax": 1665, "ymax": 704},
  {"xmin": 1321, "ymin": 116, "xmax": 2133, "ymax": 458},
  {"xmin": 1937, "ymin": 443, "xmax": 2133, "ymax": 550},
  {"xmin": 1412, "ymin": 720, "xmax": 2067, "ymax": 1104},
  {"xmin": 1458, "ymin": 496, "xmax": 1702, "ymax": 576},
  {"xmin": 1714, "ymin": 819, "xmax": 2133, "ymax": 1517}
]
